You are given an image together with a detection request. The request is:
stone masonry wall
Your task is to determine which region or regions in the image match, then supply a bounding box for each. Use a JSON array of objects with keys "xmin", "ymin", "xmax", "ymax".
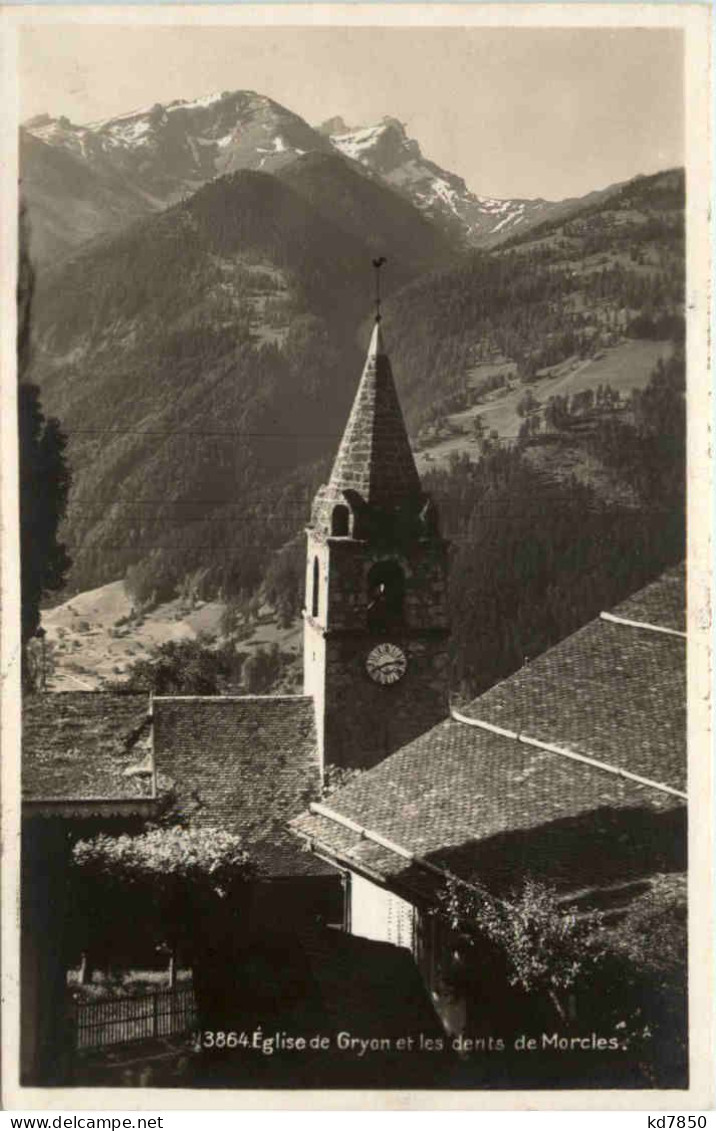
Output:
[{"xmin": 322, "ymin": 632, "xmax": 451, "ymax": 770}]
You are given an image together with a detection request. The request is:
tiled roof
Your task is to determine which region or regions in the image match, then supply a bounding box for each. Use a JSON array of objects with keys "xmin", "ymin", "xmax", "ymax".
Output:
[
  {"xmin": 292, "ymin": 568, "xmax": 686, "ymax": 898},
  {"xmin": 22, "ymin": 692, "xmax": 153, "ymax": 802},
  {"xmin": 153, "ymin": 695, "xmax": 330, "ymax": 877},
  {"xmin": 465, "ymin": 618, "xmax": 685, "ymax": 793},
  {"xmin": 609, "ymin": 562, "xmax": 685, "ymax": 634}
]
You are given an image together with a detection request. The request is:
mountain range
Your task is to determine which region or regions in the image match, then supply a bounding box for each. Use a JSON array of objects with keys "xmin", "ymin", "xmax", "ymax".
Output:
[
  {"xmin": 21, "ymin": 86, "xmax": 684, "ymax": 615},
  {"xmin": 320, "ymin": 115, "xmax": 621, "ymax": 248},
  {"xmin": 22, "ymin": 90, "xmax": 623, "ymax": 264}
]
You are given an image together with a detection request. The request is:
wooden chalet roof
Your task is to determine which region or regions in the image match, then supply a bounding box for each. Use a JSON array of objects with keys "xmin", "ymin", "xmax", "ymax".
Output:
[
  {"xmin": 291, "ymin": 566, "xmax": 687, "ymax": 900},
  {"xmin": 22, "ymin": 692, "xmax": 329, "ymax": 880},
  {"xmin": 152, "ymin": 695, "xmax": 331, "ymax": 878},
  {"xmin": 22, "ymin": 692, "xmax": 154, "ymax": 809}
]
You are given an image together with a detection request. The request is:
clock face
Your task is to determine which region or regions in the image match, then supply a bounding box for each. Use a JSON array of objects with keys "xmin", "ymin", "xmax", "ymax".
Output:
[{"xmin": 366, "ymin": 643, "xmax": 407, "ymax": 686}]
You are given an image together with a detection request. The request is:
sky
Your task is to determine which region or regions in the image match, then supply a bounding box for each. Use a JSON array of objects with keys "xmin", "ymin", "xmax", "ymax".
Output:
[{"xmin": 20, "ymin": 25, "xmax": 684, "ymax": 201}]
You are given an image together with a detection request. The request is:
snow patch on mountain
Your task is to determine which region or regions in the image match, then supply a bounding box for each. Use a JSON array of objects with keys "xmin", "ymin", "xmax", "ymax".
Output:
[
  {"xmin": 427, "ymin": 177, "xmax": 461, "ymax": 213},
  {"xmin": 332, "ymin": 123, "xmax": 391, "ymax": 160},
  {"xmin": 22, "ymin": 90, "xmax": 333, "ymax": 238},
  {"xmin": 170, "ymin": 91, "xmax": 226, "ymax": 111},
  {"xmin": 327, "ymin": 115, "xmax": 559, "ymax": 246},
  {"xmin": 106, "ymin": 117, "xmax": 155, "ymax": 146}
]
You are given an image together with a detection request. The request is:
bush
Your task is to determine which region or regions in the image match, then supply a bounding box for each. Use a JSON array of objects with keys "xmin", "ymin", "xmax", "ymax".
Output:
[
  {"xmin": 74, "ymin": 826, "xmax": 255, "ymax": 899},
  {"xmin": 262, "ymin": 537, "xmax": 304, "ymax": 627},
  {"xmin": 436, "ymin": 876, "xmax": 604, "ymax": 1019},
  {"xmin": 516, "ymin": 390, "xmax": 539, "ymax": 418},
  {"xmin": 105, "ymin": 638, "xmax": 233, "ymax": 695},
  {"xmin": 125, "ymin": 555, "xmax": 177, "ymax": 612},
  {"xmin": 72, "ymin": 827, "xmax": 257, "ymax": 966},
  {"xmin": 241, "ymin": 644, "xmax": 285, "ymax": 694}
]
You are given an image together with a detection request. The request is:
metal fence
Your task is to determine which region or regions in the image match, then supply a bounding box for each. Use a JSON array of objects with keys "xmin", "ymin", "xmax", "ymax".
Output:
[{"xmin": 73, "ymin": 985, "xmax": 197, "ymax": 1050}]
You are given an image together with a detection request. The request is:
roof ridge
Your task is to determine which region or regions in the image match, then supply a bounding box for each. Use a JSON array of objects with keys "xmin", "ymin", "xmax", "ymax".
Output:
[
  {"xmin": 599, "ymin": 610, "xmax": 687, "ymax": 639},
  {"xmin": 450, "ymin": 709, "xmax": 687, "ymax": 801}
]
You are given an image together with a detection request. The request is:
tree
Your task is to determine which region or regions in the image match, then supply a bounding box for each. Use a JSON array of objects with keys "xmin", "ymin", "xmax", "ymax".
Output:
[
  {"xmin": 424, "ymin": 421, "xmax": 684, "ymax": 701},
  {"xmin": 571, "ymin": 388, "xmax": 595, "ymax": 415},
  {"xmin": 241, "ymin": 643, "xmax": 285, "ymax": 694},
  {"xmin": 18, "ymin": 392, "xmax": 70, "ymax": 676},
  {"xmin": 105, "ymin": 638, "xmax": 237, "ymax": 695},
  {"xmin": 74, "ymin": 825, "xmax": 255, "ymax": 907},
  {"xmin": 262, "ymin": 537, "xmax": 304, "ymax": 627},
  {"xmin": 517, "ymin": 413, "xmax": 542, "ymax": 445},
  {"xmin": 18, "ymin": 203, "xmax": 72, "ymax": 686},
  {"xmin": 472, "ymin": 414, "xmax": 486, "ymax": 442},
  {"xmin": 124, "ymin": 556, "xmax": 177, "ymax": 611},
  {"xmin": 19, "ymin": 388, "xmax": 72, "ymax": 642},
  {"xmin": 543, "ymin": 394, "xmax": 570, "ymax": 431},
  {"xmin": 516, "ymin": 390, "xmax": 539, "ymax": 418}
]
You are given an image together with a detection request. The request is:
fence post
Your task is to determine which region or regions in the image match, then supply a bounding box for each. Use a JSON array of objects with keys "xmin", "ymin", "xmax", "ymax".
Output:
[{"xmin": 153, "ymin": 992, "xmax": 159, "ymax": 1039}]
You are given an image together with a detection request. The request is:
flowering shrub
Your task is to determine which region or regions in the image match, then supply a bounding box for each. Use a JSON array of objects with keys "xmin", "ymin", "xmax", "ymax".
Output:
[
  {"xmin": 72, "ymin": 827, "xmax": 255, "ymax": 940},
  {"xmin": 436, "ymin": 876, "xmax": 604, "ymax": 1017},
  {"xmin": 69, "ymin": 827, "xmax": 257, "ymax": 990},
  {"xmin": 74, "ymin": 826, "xmax": 255, "ymax": 900}
]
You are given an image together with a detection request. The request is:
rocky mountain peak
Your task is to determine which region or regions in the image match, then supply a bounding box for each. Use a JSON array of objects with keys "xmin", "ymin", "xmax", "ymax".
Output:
[
  {"xmin": 317, "ymin": 115, "xmax": 352, "ymax": 137},
  {"xmin": 21, "ymin": 88, "xmax": 621, "ymax": 266},
  {"xmin": 329, "ymin": 116, "xmax": 422, "ymax": 175}
]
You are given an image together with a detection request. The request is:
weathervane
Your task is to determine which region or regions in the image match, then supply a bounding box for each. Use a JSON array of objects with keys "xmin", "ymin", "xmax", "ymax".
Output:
[{"xmin": 372, "ymin": 257, "xmax": 387, "ymax": 322}]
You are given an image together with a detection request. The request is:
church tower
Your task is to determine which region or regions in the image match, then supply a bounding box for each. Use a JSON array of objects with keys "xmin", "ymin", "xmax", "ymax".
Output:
[{"xmin": 303, "ymin": 309, "xmax": 450, "ymax": 772}]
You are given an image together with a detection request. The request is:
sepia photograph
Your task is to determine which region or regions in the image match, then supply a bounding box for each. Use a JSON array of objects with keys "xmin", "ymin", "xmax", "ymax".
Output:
[{"xmin": 1, "ymin": 3, "xmax": 712, "ymax": 1109}]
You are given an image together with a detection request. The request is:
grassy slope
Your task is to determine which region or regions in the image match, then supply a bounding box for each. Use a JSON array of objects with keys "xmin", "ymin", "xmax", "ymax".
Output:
[
  {"xmin": 42, "ymin": 579, "xmax": 301, "ymax": 690},
  {"xmin": 415, "ymin": 339, "xmax": 673, "ymax": 474}
]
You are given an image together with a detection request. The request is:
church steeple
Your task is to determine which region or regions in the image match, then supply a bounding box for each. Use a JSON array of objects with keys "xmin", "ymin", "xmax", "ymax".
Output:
[
  {"xmin": 303, "ymin": 269, "xmax": 451, "ymax": 773},
  {"xmin": 311, "ymin": 318, "xmax": 425, "ymax": 539},
  {"xmin": 323, "ymin": 320, "xmax": 422, "ymax": 511}
]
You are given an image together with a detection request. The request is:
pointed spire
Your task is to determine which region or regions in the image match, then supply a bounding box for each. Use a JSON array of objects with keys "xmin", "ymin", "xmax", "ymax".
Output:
[
  {"xmin": 324, "ymin": 317, "xmax": 422, "ymax": 511},
  {"xmin": 367, "ymin": 317, "xmax": 386, "ymax": 359}
]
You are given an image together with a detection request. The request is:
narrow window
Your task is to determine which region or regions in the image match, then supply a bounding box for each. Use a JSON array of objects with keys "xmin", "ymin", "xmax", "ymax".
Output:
[
  {"xmin": 331, "ymin": 504, "xmax": 350, "ymax": 537},
  {"xmin": 312, "ymin": 556, "xmax": 320, "ymax": 618},
  {"xmin": 367, "ymin": 560, "xmax": 405, "ymax": 633}
]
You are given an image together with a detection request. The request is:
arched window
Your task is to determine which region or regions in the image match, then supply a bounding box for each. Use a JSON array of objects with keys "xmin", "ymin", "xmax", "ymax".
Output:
[
  {"xmin": 312, "ymin": 556, "xmax": 320, "ymax": 618},
  {"xmin": 367, "ymin": 560, "xmax": 405, "ymax": 633},
  {"xmin": 331, "ymin": 504, "xmax": 350, "ymax": 537}
]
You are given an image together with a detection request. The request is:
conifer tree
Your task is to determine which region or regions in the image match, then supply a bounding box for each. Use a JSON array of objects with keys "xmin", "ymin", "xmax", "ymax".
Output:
[{"xmin": 17, "ymin": 204, "xmax": 71, "ymax": 685}]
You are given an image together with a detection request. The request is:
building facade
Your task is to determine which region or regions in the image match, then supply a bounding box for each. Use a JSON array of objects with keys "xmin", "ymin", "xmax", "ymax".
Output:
[{"xmin": 294, "ymin": 566, "xmax": 688, "ymax": 1070}]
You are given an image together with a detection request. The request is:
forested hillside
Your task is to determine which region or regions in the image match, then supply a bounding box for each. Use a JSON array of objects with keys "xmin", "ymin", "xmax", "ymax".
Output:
[
  {"xmin": 276, "ymin": 152, "xmax": 457, "ymax": 269},
  {"xmin": 431, "ymin": 350, "xmax": 685, "ymax": 696},
  {"xmin": 28, "ymin": 164, "xmax": 685, "ymax": 700},
  {"xmin": 256, "ymin": 350, "xmax": 685, "ymax": 699},
  {"xmin": 383, "ymin": 168, "xmax": 684, "ymax": 432},
  {"xmin": 28, "ymin": 165, "xmax": 453, "ymax": 598}
]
